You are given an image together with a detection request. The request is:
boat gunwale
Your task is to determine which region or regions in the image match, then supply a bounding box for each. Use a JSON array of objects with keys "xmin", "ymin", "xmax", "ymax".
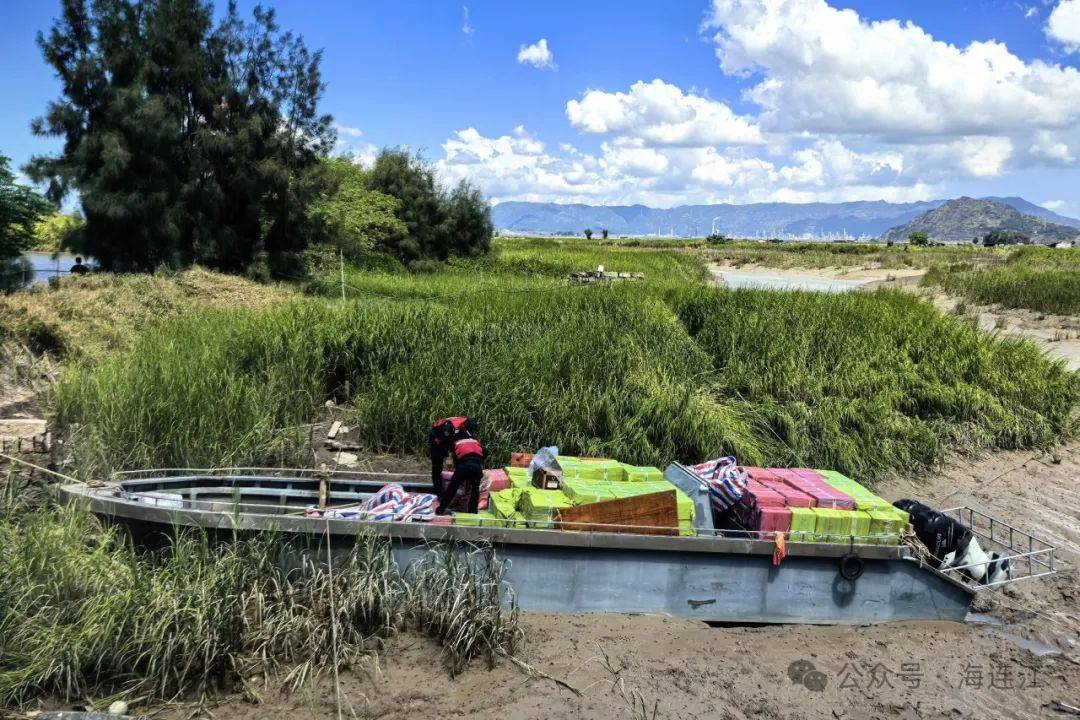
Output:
[{"xmin": 60, "ymin": 480, "xmax": 917, "ymax": 562}]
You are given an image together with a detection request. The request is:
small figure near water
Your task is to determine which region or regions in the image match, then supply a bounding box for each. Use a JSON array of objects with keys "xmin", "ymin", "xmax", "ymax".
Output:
[{"xmin": 70, "ymin": 256, "xmax": 89, "ymax": 275}]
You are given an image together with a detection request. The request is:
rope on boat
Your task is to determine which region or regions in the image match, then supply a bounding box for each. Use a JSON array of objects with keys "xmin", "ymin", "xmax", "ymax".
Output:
[{"xmin": 0, "ymin": 452, "xmax": 80, "ymax": 484}]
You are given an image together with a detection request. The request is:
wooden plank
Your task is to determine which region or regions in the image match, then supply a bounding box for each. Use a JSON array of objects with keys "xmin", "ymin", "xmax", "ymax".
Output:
[
  {"xmin": 327, "ymin": 420, "xmax": 343, "ymax": 439},
  {"xmin": 557, "ymin": 491, "xmax": 678, "ymax": 536}
]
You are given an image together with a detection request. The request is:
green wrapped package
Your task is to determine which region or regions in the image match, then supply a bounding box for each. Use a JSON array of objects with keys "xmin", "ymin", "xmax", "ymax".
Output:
[
  {"xmin": 505, "ymin": 467, "xmax": 532, "ymax": 490},
  {"xmin": 789, "ymin": 507, "xmax": 817, "ymax": 542},
  {"xmin": 817, "ymin": 469, "xmax": 896, "ymax": 512},
  {"xmin": 561, "ymin": 478, "xmax": 617, "ymax": 505},
  {"xmin": 849, "ymin": 510, "xmax": 871, "ymax": 539},
  {"xmin": 562, "ymin": 459, "xmax": 626, "ymax": 482},
  {"xmin": 489, "ymin": 488, "xmax": 521, "ymax": 519},
  {"xmin": 453, "ymin": 510, "xmax": 497, "ymax": 527},
  {"xmin": 866, "ymin": 508, "xmax": 907, "ymax": 545},
  {"xmin": 486, "ymin": 513, "xmax": 527, "ymax": 529},
  {"xmin": 622, "ymin": 465, "xmax": 664, "ymax": 483},
  {"xmin": 814, "ymin": 508, "xmax": 853, "ymax": 543},
  {"xmin": 520, "ymin": 487, "xmax": 572, "ymax": 528}
]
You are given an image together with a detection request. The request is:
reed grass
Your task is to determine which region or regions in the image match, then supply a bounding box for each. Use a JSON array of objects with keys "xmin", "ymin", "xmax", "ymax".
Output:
[
  {"xmin": 52, "ymin": 246, "xmax": 1078, "ymax": 480},
  {"xmin": 0, "ymin": 503, "xmax": 519, "ymax": 706},
  {"xmin": 922, "ymin": 247, "xmax": 1080, "ymax": 315}
]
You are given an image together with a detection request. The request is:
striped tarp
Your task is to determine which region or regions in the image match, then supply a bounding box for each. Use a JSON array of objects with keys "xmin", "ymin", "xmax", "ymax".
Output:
[{"xmin": 692, "ymin": 456, "xmax": 749, "ymax": 512}]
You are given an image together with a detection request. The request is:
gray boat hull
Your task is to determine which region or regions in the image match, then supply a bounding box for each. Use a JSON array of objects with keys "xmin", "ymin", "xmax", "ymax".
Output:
[{"xmin": 60, "ymin": 476, "xmax": 974, "ymax": 625}]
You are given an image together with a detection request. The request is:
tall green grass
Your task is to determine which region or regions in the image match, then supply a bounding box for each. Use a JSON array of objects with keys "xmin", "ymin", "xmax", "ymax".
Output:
[
  {"xmin": 923, "ymin": 247, "xmax": 1080, "ymax": 315},
  {"xmin": 53, "ymin": 274, "xmax": 1078, "ymax": 481},
  {"xmin": 306, "ymin": 236, "xmax": 708, "ymax": 301},
  {"xmin": 673, "ymin": 287, "xmax": 1077, "ymax": 476},
  {"xmin": 0, "ymin": 504, "xmax": 520, "ymax": 706}
]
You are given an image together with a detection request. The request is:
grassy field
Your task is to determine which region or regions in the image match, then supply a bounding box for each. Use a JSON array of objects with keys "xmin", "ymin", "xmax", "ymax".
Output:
[
  {"xmin": 50, "ymin": 238, "xmax": 1078, "ymax": 482},
  {"xmin": 0, "ymin": 503, "xmax": 520, "ymax": 705},
  {"xmin": 922, "ymin": 246, "xmax": 1080, "ymax": 315},
  {"xmin": 2, "ymin": 236, "xmax": 1078, "ymax": 710},
  {"xmin": 0, "ymin": 267, "xmax": 291, "ymax": 357}
]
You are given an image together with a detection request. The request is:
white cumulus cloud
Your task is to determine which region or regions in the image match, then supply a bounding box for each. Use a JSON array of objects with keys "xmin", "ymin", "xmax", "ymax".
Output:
[
  {"xmin": 704, "ymin": 0, "xmax": 1080, "ymax": 138},
  {"xmin": 1047, "ymin": 0, "xmax": 1080, "ymax": 51},
  {"xmin": 566, "ymin": 79, "xmax": 763, "ymax": 146},
  {"xmin": 436, "ymin": 126, "xmax": 942, "ymax": 206},
  {"xmin": 517, "ymin": 38, "xmax": 556, "ymax": 70}
]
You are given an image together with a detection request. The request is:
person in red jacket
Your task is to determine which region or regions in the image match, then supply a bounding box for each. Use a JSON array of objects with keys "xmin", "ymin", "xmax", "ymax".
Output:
[
  {"xmin": 428, "ymin": 416, "xmax": 475, "ymax": 494},
  {"xmin": 435, "ymin": 424, "xmax": 486, "ymax": 515}
]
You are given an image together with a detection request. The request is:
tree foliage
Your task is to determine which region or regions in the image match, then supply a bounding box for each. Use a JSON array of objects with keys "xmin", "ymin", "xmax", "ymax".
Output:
[
  {"xmin": 1, "ymin": 154, "xmax": 53, "ymax": 291},
  {"xmin": 983, "ymin": 229, "xmax": 1029, "ymax": 247},
  {"xmin": 309, "ymin": 158, "xmax": 406, "ymax": 261},
  {"xmin": 30, "ymin": 213, "xmax": 85, "ymax": 252},
  {"xmin": 584, "ymin": 228, "xmax": 593, "ymax": 240},
  {"xmin": 26, "ymin": 0, "xmax": 334, "ymax": 275},
  {"xmin": 908, "ymin": 231, "xmax": 929, "ymax": 246},
  {"xmin": 365, "ymin": 149, "xmax": 492, "ymax": 264},
  {"xmin": 1, "ymin": 154, "xmax": 52, "ymax": 262}
]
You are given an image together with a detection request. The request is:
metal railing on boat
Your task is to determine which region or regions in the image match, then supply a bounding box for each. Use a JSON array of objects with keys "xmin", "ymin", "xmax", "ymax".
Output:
[{"xmin": 937, "ymin": 506, "xmax": 1058, "ymax": 589}]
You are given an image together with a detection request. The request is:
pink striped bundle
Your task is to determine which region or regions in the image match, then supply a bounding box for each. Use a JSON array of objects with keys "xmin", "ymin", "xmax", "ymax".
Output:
[
  {"xmin": 744, "ymin": 479, "xmax": 786, "ymax": 507},
  {"xmin": 486, "ymin": 469, "xmax": 510, "ymax": 492},
  {"xmin": 733, "ymin": 479, "xmax": 784, "ymax": 528},
  {"xmin": 757, "ymin": 478, "xmax": 816, "ymax": 508},
  {"xmin": 440, "ymin": 470, "xmax": 490, "ymax": 510},
  {"xmin": 774, "ymin": 468, "xmax": 855, "ymax": 509}
]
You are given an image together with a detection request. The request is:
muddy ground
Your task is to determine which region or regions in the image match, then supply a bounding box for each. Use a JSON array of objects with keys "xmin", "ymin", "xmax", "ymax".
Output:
[{"xmin": 134, "ymin": 443, "xmax": 1075, "ymax": 720}]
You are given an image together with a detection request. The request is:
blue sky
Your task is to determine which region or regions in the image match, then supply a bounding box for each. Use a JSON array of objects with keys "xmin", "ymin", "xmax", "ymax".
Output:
[{"xmin": 3, "ymin": 0, "xmax": 1080, "ymax": 214}]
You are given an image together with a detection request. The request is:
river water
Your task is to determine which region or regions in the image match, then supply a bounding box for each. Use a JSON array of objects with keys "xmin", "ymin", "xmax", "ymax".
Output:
[
  {"xmin": 14, "ymin": 252, "xmax": 94, "ymax": 287},
  {"xmin": 718, "ymin": 271, "xmax": 863, "ymax": 293}
]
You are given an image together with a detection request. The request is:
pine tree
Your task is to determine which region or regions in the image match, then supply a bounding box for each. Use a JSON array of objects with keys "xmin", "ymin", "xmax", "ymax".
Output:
[{"xmin": 26, "ymin": 0, "xmax": 334, "ymax": 274}]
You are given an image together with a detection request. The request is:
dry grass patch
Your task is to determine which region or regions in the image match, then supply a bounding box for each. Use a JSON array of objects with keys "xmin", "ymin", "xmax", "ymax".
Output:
[{"xmin": 0, "ymin": 268, "xmax": 292, "ymax": 358}]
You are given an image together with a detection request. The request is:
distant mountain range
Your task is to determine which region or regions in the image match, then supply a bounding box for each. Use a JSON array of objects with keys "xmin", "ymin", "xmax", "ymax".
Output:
[
  {"xmin": 882, "ymin": 198, "xmax": 1080, "ymax": 245},
  {"xmin": 491, "ymin": 197, "xmax": 1080, "ymax": 239}
]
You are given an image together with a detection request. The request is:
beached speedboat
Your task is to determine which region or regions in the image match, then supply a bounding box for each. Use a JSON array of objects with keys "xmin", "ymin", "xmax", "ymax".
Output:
[{"xmin": 60, "ymin": 466, "xmax": 1057, "ymax": 625}]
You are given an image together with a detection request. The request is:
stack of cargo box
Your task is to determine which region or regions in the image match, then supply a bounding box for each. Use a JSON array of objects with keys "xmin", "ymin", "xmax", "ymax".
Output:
[
  {"xmin": 773, "ymin": 468, "xmax": 856, "ymax": 509},
  {"xmin": 518, "ymin": 486, "xmax": 573, "ymax": 528},
  {"xmin": 816, "ymin": 469, "xmax": 910, "ymax": 544},
  {"xmin": 733, "ymin": 472, "xmax": 791, "ymax": 537},
  {"xmin": 557, "ymin": 457, "xmax": 627, "ymax": 482},
  {"xmin": 737, "ymin": 467, "xmax": 909, "ymax": 545}
]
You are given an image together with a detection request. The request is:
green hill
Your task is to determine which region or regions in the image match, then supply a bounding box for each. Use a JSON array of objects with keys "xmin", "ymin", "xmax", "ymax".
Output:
[{"xmin": 882, "ymin": 197, "xmax": 1080, "ymax": 245}]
